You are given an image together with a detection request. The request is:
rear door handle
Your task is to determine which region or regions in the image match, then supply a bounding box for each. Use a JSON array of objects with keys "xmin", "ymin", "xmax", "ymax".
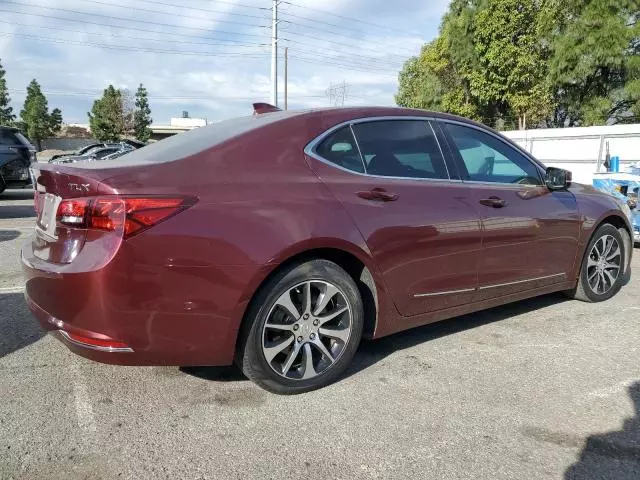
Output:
[
  {"xmin": 479, "ymin": 196, "xmax": 507, "ymax": 208},
  {"xmin": 356, "ymin": 188, "xmax": 399, "ymax": 202}
]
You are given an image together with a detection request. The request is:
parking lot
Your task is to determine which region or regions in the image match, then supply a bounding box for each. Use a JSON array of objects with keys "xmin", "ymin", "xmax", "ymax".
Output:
[{"xmin": 0, "ymin": 187, "xmax": 638, "ymax": 479}]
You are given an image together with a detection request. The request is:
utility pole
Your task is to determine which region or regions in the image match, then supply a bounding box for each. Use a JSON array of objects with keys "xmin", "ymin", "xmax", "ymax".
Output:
[
  {"xmin": 284, "ymin": 47, "xmax": 288, "ymax": 110},
  {"xmin": 271, "ymin": 0, "xmax": 279, "ymax": 107}
]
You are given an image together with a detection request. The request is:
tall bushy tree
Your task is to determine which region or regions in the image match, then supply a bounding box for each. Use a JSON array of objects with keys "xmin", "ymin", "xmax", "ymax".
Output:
[
  {"xmin": 548, "ymin": 0, "xmax": 640, "ymax": 126},
  {"xmin": 0, "ymin": 58, "xmax": 15, "ymax": 126},
  {"xmin": 396, "ymin": 0, "xmax": 640, "ymax": 128},
  {"xmin": 133, "ymin": 83, "xmax": 152, "ymax": 142},
  {"xmin": 88, "ymin": 85, "xmax": 124, "ymax": 141},
  {"xmin": 49, "ymin": 108, "xmax": 63, "ymax": 134},
  {"xmin": 20, "ymin": 79, "xmax": 55, "ymax": 150}
]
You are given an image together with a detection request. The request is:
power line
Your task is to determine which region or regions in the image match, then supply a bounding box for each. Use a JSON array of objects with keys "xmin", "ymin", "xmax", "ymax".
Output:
[
  {"xmin": 0, "ymin": 9, "xmax": 266, "ymax": 46},
  {"xmin": 282, "ymin": 1, "xmax": 426, "ymax": 37},
  {"xmin": 0, "ymin": 32, "xmax": 271, "ymax": 57},
  {"xmin": 280, "ymin": 27, "xmax": 411, "ymax": 61},
  {"xmin": 0, "ymin": 20, "xmax": 268, "ymax": 48},
  {"xmin": 130, "ymin": 0, "xmax": 269, "ymax": 20},
  {"xmin": 279, "ymin": 15, "xmax": 420, "ymax": 56},
  {"xmin": 2, "ymin": 1, "xmax": 266, "ymax": 38},
  {"xmin": 125, "ymin": 0, "xmax": 270, "ymax": 19},
  {"xmin": 74, "ymin": 0, "xmax": 269, "ymax": 29},
  {"xmin": 288, "ymin": 54, "xmax": 398, "ymax": 77}
]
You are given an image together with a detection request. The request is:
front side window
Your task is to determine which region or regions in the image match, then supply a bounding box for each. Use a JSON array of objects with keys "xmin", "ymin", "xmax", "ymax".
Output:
[
  {"xmin": 351, "ymin": 120, "xmax": 448, "ymax": 179},
  {"xmin": 444, "ymin": 123, "xmax": 542, "ymax": 185},
  {"xmin": 314, "ymin": 126, "xmax": 365, "ymax": 173}
]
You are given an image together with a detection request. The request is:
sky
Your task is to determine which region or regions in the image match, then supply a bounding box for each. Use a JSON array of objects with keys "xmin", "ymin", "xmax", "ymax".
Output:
[{"xmin": 0, "ymin": 0, "xmax": 450, "ymax": 125}]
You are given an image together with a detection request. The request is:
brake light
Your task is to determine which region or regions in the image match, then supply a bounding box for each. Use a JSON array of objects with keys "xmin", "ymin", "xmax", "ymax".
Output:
[{"xmin": 56, "ymin": 196, "xmax": 193, "ymax": 238}]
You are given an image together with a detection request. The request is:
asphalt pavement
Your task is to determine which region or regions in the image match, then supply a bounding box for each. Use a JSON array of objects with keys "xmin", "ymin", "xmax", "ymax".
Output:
[{"xmin": 1, "ymin": 187, "xmax": 639, "ymax": 479}]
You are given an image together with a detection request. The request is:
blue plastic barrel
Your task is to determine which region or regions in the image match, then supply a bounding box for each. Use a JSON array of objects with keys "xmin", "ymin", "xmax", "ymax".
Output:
[{"xmin": 610, "ymin": 155, "xmax": 620, "ymax": 172}]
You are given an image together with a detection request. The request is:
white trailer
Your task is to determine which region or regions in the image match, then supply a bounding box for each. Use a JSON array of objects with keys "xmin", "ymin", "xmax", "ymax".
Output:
[{"xmin": 500, "ymin": 124, "xmax": 640, "ymax": 185}]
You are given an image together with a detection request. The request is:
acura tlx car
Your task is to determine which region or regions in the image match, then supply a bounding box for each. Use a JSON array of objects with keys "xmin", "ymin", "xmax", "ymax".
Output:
[{"xmin": 22, "ymin": 106, "xmax": 633, "ymax": 394}]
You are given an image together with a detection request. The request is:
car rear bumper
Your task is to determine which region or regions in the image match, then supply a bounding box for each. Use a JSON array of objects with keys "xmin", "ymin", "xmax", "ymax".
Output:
[{"xmin": 21, "ymin": 239, "xmax": 265, "ymax": 366}]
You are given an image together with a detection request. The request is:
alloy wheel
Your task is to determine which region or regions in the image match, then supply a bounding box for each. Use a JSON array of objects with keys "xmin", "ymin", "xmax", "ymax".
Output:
[
  {"xmin": 261, "ymin": 280, "xmax": 352, "ymax": 380},
  {"xmin": 586, "ymin": 234, "xmax": 621, "ymax": 295}
]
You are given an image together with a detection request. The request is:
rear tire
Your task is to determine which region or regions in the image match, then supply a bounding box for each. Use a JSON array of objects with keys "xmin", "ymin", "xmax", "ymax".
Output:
[
  {"xmin": 567, "ymin": 223, "xmax": 626, "ymax": 302},
  {"xmin": 238, "ymin": 259, "xmax": 363, "ymax": 394}
]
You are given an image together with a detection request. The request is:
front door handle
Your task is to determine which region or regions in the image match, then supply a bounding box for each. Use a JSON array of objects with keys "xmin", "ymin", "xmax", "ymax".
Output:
[
  {"xmin": 356, "ymin": 187, "xmax": 399, "ymax": 202},
  {"xmin": 479, "ymin": 196, "xmax": 507, "ymax": 208}
]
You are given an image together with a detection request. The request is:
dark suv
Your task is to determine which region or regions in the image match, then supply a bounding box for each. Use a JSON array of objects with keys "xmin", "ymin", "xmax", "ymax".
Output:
[{"xmin": 0, "ymin": 127, "xmax": 36, "ymax": 194}]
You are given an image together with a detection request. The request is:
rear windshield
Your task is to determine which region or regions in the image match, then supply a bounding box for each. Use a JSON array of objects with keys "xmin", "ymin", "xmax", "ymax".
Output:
[
  {"xmin": 76, "ymin": 111, "xmax": 304, "ymax": 168},
  {"xmin": 0, "ymin": 129, "xmax": 25, "ymax": 146}
]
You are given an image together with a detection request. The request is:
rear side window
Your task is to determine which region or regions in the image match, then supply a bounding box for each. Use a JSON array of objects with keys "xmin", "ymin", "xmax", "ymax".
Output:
[
  {"xmin": 0, "ymin": 129, "xmax": 22, "ymax": 146},
  {"xmin": 315, "ymin": 126, "xmax": 365, "ymax": 173},
  {"xmin": 351, "ymin": 120, "xmax": 448, "ymax": 179}
]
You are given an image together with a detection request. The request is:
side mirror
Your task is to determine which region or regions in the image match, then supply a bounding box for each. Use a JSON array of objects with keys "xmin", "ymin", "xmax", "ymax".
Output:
[{"xmin": 545, "ymin": 167, "xmax": 572, "ymax": 190}]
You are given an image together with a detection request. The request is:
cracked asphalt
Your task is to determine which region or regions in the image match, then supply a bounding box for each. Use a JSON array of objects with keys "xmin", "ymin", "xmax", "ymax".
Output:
[{"xmin": 1, "ymin": 187, "xmax": 639, "ymax": 479}]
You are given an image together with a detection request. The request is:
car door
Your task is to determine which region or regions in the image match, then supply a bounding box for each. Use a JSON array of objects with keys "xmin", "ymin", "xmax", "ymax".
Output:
[
  {"xmin": 440, "ymin": 121, "xmax": 581, "ymax": 300},
  {"xmin": 305, "ymin": 118, "xmax": 482, "ymax": 317}
]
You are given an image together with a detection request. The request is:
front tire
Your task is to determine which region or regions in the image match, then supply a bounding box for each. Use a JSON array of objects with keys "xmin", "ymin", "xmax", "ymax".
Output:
[
  {"xmin": 568, "ymin": 223, "xmax": 627, "ymax": 302},
  {"xmin": 238, "ymin": 259, "xmax": 364, "ymax": 394}
]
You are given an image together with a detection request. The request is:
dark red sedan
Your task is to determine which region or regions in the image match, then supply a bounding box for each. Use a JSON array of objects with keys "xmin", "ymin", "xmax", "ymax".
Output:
[{"xmin": 23, "ymin": 106, "xmax": 633, "ymax": 393}]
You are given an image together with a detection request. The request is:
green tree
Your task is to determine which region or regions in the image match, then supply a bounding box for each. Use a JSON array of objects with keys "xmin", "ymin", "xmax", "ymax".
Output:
[
  {"xmin": 133, "ymin": 83, "xmax": 152, "ymax": 142},
  {"xmin": 88, "ymin": 85, "xmax": 124, "ymax": 141},
  {"xmin": 0, "ymin": 58, "xmax": 15, "ymax": 126},
  {"xmin": 20, "ymin": 79, "xmax": 54, "ymax": 150},
  {"xmin": 548, "ymin": 0, "xmax": 640, "ymax": 126},
  {"xmin": 396, "ymin": 0, "xmax": 639, "ymax": 128},
  {"xmin": 49, "ymin": 108, "xmax": 63, "ymax": 135}
]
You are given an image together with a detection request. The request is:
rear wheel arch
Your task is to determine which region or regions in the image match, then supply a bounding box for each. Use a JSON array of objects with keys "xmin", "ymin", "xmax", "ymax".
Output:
[{"xmin": 234, "ymin": 246, "xmax": 381, "ymax": 359}]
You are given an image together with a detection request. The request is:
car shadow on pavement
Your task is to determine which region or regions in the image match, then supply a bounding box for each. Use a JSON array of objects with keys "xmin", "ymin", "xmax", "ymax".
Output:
[
  {"xmin": 0, "ymin": 205, "xmax": 35, "ymax": 219},
  {"xmin": 0, "ymin": 189, "xmax": 34, "ymax": 201},
  {"xmin": 0, "ymin": 230, "xmax": 22, "ymax": 242},
  {"xmin": 183, "ymin": 292, "xmax": 568, "ymax": 385},
  {"xmin": 345, "ymin": 292, "xmax": 569, "ymax": 378},
  {"xmin": 564, "ymin": 381, "xmax": 640, "ymax": 479},
  {"xmin": 0, "ymin": 292, "xmax": 46, "ymax": 358}
]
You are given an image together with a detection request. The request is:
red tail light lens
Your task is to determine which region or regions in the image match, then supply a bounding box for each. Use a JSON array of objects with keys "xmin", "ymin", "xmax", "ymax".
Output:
[{"xmin": 56, "ymin": 196, "xmax": 193, "ymax": 238}]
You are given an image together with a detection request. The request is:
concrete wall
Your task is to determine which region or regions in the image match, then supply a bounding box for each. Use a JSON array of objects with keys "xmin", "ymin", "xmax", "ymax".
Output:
[{"xmin": 501, "ymin": 124, "xmax": 640, "ymax": 184}]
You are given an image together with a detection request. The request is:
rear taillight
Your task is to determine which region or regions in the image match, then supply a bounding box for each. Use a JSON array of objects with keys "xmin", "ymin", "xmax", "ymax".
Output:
[{"xmin": 56, "ymin": 196, "xmax": 193, "ymax": 239}]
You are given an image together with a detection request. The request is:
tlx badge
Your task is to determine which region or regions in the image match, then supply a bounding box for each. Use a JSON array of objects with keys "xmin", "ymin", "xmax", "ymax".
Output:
[{"xmin": 68, "ymin": 183, "xmax": 90, "ymax": 192}]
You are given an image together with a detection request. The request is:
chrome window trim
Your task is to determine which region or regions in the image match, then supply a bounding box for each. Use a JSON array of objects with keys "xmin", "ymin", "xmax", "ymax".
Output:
[
  {"xmin": 304, "ymin": 116, "xmax": 461, "ymax": 183},
  {"xmin": 58, "ymin": 330, "xmax": 134, "ymax": 353},
  {"xmin": 437, "ymin": 119, "xmax": 547, "ymax": 186}
]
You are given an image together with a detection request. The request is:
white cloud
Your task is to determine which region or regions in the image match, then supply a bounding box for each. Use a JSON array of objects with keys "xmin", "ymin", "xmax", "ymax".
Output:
[{"xmin": 0, "ymin": 0, "xmax": 450, "ymax": 124}]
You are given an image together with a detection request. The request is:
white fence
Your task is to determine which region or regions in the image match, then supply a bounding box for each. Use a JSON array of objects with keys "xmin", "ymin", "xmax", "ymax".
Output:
[{"xmin": 500, "ymin": 124, "xmax": 640, "ymax": 184}]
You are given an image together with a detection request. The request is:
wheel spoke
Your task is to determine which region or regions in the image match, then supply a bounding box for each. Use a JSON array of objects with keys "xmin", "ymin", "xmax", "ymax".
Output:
[
  {"xmin": 602, "ymin": 236, "xmax": 614, "ymax": 257},
  {"xmin": 312, "ymin": 339, "xmax": 335, "ymax": 364},
  {"xmin": 281, "ymin": 342, "xmax": 302, "ymax": 375},
  {"xmin": 606, "ymin": 244, "xmax": 621, "ymax": 261},
  {"xmin": 317, "ymin": 306, "xmax": 348, "ymax": 326},
  {"xmin": 301, "ymin": 343, "xmax": 317, "ymax": 379},
  {"xmin": 603, "ymin": 268, "xmax": 617, "ymax": 286},
  {"xmin": 313, "ymin": 284, "xmax": 340, "ymax": 316},
  {"xmin": 587, "ymin": 256, "xmax": 598, "ymax": 268},
  {"xmin": 591, "ymin": 272, "xmax": 601, "ymax": 293},
  {"xmin": 319, "ymin": 326, "xmax": 350, "ymax": 344},
  {"xmin": 265, "ymin": 322, "xmax": 295, "ymax": 332},
  {"xmin": 275, "ymin": 290, "xmax": 300, "ymax": 321},
  {"xmin": 303, "ymin": 282, "xmax": 312, "ymax": 315},
  {"xmin": 587, "ymin": 268, "xmax": 598, "ymax": 281},
  {"xmin": 264, "ymin": 336, "xmax": 294, "ymax": 363}
]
